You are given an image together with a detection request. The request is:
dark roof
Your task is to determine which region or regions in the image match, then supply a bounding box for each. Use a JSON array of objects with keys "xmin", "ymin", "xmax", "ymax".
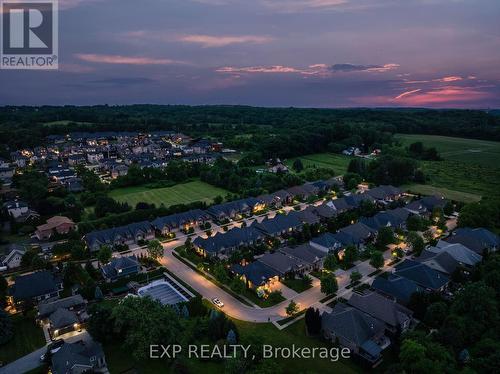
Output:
[
  {"xmin": 446, "ymin": 227, "xmax": 499, "ymax": 254},
  {"xmin": 193, "ymin": 227, "xmax": 263, "ymax": 254},
  {"xmin": 339, "ymin": 222, "xmax": 376, "ymax": 243},
  {"xmin": 394, "ymin": 259, "xmax": 449, "ymax": 290},
  {"xmin": 310, "ymin": 232, "xmax": 344, "ymax": 251},
  {"xmin": 49, "ymin": 308, "xmax": 79, "ymax": 329},
  {"xmin": 360, "ymin": 209, "xmax": 407, "ymax": 231},
  {"xmin": 207, "ymin": 197, "xmax": 261, "ymax": 217},
  {"xmin": 84, "ymin": 221, "xmax": 152, "ymax": 248},
  {"xmin": 280, "ymin": 243, "xmax": 327, "ymax": 264},
  {"xmin": 232, "ymin": 261, "xmax": 279, "ymax": 286},
  {"xmin": 258, "ymin": 251, "xmax": 308, "ymax": 274},
  {"xmin": 312, "ymin": 203, "xmax": 337, "ymax": 219},
  {"xmin": 251, "ymin": 213, "xmax": 302, "ymax": 236},
  {"xmin": 151, "ymin": 209, "xmax": 209, "ymax": 230},
  {"xmin": 51, "ymin": 340, "xmax": 105, "ymax": 374},
  {"xmin": 322, "ymin": 303, "xmax": 385, "ymax": 346},
  {"xmin": 101, "ymin": 256, "xmax": 139, "ymax": 279},
  {"xmin": 416, "ymin": 250, "xmax": 459, "ymax": 275},
  {"xmin": 291, "ymin": 207, "xmax": 321, "ymax": 225},
  {"xmin": 11, "ymin": 271, "xmax": 61, "ymax": 301},
  {"xmin": 371, "ymin": 274, "xmax": 422, "ymax": 305},
  {"xmin": 38, "ymin": 295, "xmax": 86, "ymax": 318},
  {"xmin": 348, "ymin": 291, "xmax": 412, "ymax": 328},
  {"xmin": 365, "ymin": 185, "xmax": 401, "ymax": 200}
]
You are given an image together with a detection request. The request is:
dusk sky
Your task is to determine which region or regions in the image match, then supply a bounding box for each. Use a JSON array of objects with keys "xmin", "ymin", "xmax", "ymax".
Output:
[{"xmin": 1, "ymin": 0, "xmax": 499, "ymax": 108}]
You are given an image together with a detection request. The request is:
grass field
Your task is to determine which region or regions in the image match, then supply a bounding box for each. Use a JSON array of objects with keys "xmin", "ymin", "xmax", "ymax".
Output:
[
  {"xmin": 400, "ymin": 183, "xmax": 482, "ymax": 202},
  {"xmin": 0, "ymin": 312, "xmax": 45, "ymax": 365},
  {"xmin": 109, "ymin": 180, "xmax": 229, "ymax": 207},
  {"xmin": 286, "ymin": 153, "xmax": 353, "ymax": 176},
  {"xmin": 396, "ymin": 134, "xmax": 500, "ymax": 168}
]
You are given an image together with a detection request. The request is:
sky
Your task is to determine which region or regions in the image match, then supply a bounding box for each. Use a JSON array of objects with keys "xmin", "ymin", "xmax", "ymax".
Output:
[{"xmin": 0, "ymin": 0, "xmax": 499, "ymax": 108}]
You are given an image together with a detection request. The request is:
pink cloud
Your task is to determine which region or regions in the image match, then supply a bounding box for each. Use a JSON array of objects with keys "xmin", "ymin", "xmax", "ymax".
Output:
[
  {"xmin": 178, "ymin": 34, "xmax": 274, "ymax": 48},
  {"xmin": 393, "ymin": 86, "xmax": 491, "ymax": 105},
  {"xmin": 434, "ymin": 75, "xmax": 463, "ymax": 82},
  {"xmin": 74, "ymin": 54, "xmax": 185, "ymax": 65}
]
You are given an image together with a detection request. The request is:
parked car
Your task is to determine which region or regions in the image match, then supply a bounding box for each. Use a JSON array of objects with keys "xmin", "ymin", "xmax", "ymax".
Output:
[{"xmin": 211, "ymin": 297, "xmax": 224, "ymax": 308}]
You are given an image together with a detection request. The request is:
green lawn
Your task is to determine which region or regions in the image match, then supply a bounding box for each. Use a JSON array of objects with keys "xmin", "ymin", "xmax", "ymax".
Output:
[
  {"xmin": 282, "ymin": 278, "xmax": 313, "ymax": 293},
  {"xmin": 286, "ymin": 153, "xmax": 353, "ymax": 175},
  {"xmin": 0, "ymin": 312, "xmax": 45, "ymax": 365},
  {"xmin": 108, "ymin": 180, "xmax": 229, "ymax": 207},
  {"xmin": 396, "ymin": 134, "xmax": 500, "ymax": 168}
]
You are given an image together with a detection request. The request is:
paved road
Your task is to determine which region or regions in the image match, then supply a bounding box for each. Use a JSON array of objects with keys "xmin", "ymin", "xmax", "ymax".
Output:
[
  {"xmin": 0, "ymin": 332, "xmax": 90, "ymax": 374},
  {"xmin": 158, "ymin": 240, "xmax": 391, "ymax": 322}
]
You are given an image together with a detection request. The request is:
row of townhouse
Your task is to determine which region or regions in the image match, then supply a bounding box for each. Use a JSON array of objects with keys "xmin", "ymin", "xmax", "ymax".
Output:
[{"xmin": 231, "ymin": 243, "xmax": 327, "ymax": 290}]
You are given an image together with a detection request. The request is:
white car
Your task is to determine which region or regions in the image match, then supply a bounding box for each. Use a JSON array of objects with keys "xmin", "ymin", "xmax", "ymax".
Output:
[{"xmin": 211, "ymin": 297, "xmax": 224, "ymax": 308}]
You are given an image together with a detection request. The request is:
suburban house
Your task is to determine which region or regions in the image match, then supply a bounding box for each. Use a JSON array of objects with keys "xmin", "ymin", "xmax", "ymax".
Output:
[
  {"xmin": 279, "ymin": 243, "xmax": 327, "ymax": 271},
  {"xmin": 84, "ymin": 221, "xmax": 155, "ymax": 252},
  {"xmin": 1, "ymin": 244, "xmax": 25, "ymax": 269},
  {"xmin": 344, "ymin": 193, "xmax": 376, "ymax": 210},
  {"xmin": 338, "ymin": 222, "xmax": 377, "ymax": 248},
  {"xmin": 257, "ymin": 251, "xmax": 309, "ymax": 276},
  {"xmin": 365, "ymin": 185, "xmax": 402, "ymax": 203},
  {"xmin": 347, "ymin": 291, "xmax": 413, "ymax": 334},
  {"xmin": 3, "ymin": 200, "xmax": 29, "ymax": 219},
  {"xmin": 445, "ymin": 227, "xmax": 499, "ymax": 254},
  {"xmin": 416, "ymin": 241, "xmax": 482, "ymax": 275},
  {"xmin": 310, "ymin": 202, "xmax": 337, "ymax": 221},
  {"xmin": 101, "ymin": 256, "xmax": 140, "ymax": 282},
  {"xmin": 50, "ymin": 340, "xmax": 107, "ymax": 374},
  {"xmin": 193, "ymin": 226, "xmax": 264, "ymax": 258},
  {"xmin": 272, "ymin": 190, "xmax": 293, "ymax": 206},
  {"xmin": 405, "ymin": 195, "xmax": 447, "ymax": 217},
  {"xmin": 151, "ymin": 209, "xmax": 211, "ymax": 234},
  {"xmin": 251, "ymin": 213, "xmax": 303, "ymax": 238},
  {"xmin": 292, "ymin": 206, "xmax": 321, "ymax": 225},
  {"xmin": 360, "ymin": 208, "xmax": 409, "ymax": 231},
  {"xmin": 231, "ymin": 261, "xmax": 280, "ymax": 291},
  {"xmin": 207, "ymin": 197, "xmax": 265, "ymax": 221},
  {"xmin": 10, "ymin": 270, "xmax": 63, "ymax": 308},
  {"xmin": 393, "ymin": 259, "xmax": 449, "ymax": 292},
  {"xmin": 310, "ymin": 232, "xmax": 345, "ymax": 254},
  {"xmin": 370, "ymin": 274, "xmax": 422, "ymax": 306},
  {"xmin": 287, "ymin": 184, "xmax": 316, "ymax": 201},
  {"xmin": 322, "ymin": 303, "xmax": 387, "ymax": 366},
  {"xmin": 35, "ymin": 216, "xmax": 76, "ymax": 240}
]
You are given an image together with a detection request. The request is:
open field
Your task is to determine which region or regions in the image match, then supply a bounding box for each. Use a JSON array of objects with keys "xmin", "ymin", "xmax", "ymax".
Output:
[
  {"xmin": 396, "ymin": 134, "xmax": 500, "ymax": 168},
  {"xmin": 417, "ymin": 160, "xmax": 499, "ymax": 199},
  {"xmin": 286, "ymin": 153, "xmax": 353, "ymax": 175},
  {"xmin": 108, "ymin": 180, "xmax": 228, "ymax": 207},
  {"xmin": 401, "ymin": 184, "xmax": 482, "ymax": 202}
]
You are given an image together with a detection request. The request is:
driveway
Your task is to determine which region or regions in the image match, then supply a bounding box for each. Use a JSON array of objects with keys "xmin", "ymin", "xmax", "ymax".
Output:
[{"xmin": 0, "ymin": 332, "xmax": 90, "ymax": 374}]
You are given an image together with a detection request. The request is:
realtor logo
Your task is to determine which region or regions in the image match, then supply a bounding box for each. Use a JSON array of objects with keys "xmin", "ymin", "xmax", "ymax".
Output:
[{"xmin": 1, "ymin": 0, "xmax": 58, "ymax": 69}]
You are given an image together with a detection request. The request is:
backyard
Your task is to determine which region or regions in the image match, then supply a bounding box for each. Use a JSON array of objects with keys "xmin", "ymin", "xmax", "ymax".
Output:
[
  {"xmin": 0, "ymin": 312, "xmax": 45, "ymax": 365},
  {"xmin": 108, "ymin": 180, "xmax": 229, "ymax": 208}
]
